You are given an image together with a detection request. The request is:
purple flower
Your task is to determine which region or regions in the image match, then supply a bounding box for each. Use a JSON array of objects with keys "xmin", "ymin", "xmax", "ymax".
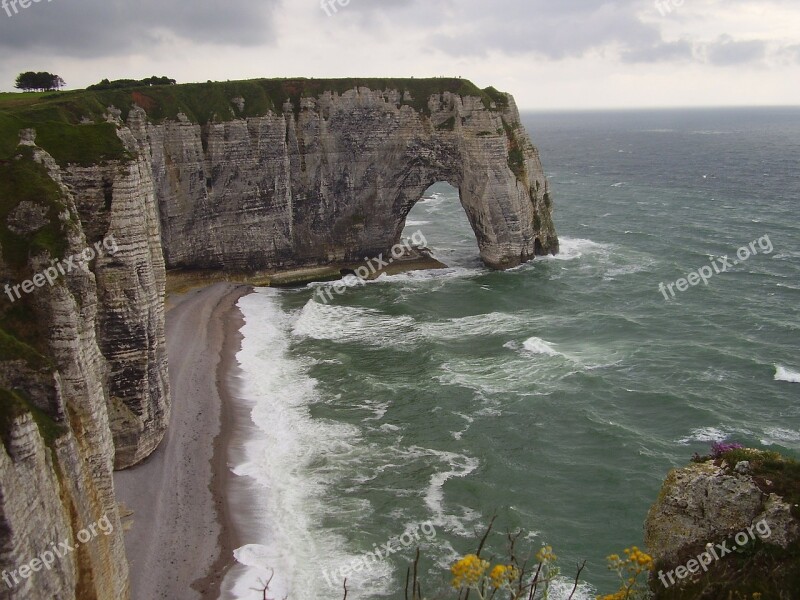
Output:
[{"xmin": 711, "ymin": 441, "xmax": 744, "ymax": 458}]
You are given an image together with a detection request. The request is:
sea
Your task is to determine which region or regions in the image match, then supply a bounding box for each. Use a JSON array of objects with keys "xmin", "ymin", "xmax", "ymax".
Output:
[{"xmin": 220, "ymin": 107, "xmax": 800, "ymax": 600}]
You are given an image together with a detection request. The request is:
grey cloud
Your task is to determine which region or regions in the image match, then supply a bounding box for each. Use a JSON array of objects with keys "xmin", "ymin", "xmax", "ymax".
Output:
[
  {"xmin": 0, "ymin": 0, "xmax": 281, "ymax": 56},
  {"xmin": 331, "ymin": 0, "xmax": 665, "ymax": 60},
  {"xmin": 704, "ymin": 36, "xmax": 767, "ymax": 66},
  {"xmin": 324, "ymin": 0, "xmax": 799, "ymax": 69},
  {"xmin": 621, "ymin": 40, "xmax": 694, "ymax": 63},
  {"xmin": 783, "ymin": 44, "xmax": 800, "ymax": 64}
]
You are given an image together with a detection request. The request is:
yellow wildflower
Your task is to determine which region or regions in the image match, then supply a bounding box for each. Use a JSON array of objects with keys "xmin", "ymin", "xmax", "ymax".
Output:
[
  {"xmin": 489, "ymin": 564, "xmax": 519, "ymax": 588},
  {"xmin": 451, "ymin": 554, "xmax": 489, "ymax": 589},
  {"xmin": 536, "ymin": 545, "xmax": 557, "ymax": 563}
]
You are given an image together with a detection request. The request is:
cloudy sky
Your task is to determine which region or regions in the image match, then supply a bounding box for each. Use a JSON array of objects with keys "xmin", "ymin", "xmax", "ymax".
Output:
[{"xmin": 1, "ymin": 0, "xmax": 798, "ymax": 109}]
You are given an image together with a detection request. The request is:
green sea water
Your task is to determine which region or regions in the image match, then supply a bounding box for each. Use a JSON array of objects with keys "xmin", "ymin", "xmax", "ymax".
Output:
[{"xmin": 225, "ymin": 108, "xmax": 800, "ymax": 600}]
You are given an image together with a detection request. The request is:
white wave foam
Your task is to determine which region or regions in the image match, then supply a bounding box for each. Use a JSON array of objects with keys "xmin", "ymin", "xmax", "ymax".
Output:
[
  {"xmin": 676, "ymin": 427, "xmax": 729, "ymax": 444},
  {"xmin": 761, "ymin": 427, "xmax": 800, "ymax": 446},
  {"xmin": 292, "ymin": 300, "xmax": 419, "ymax": 347},
  {"xmin": 229, "ymin": 290, "xmax": 393, "ymax": 599},
  {"xmin": 540, "ymin": 237, "xmax": 612, "ymax": 261},
  {"xmin": 775, "ymin": 365, "xmax": 800, "ymax": 383},
  {"xmin": 404, "ymin": 220, "xmax": 431, "ymax": 226},
  {"xmin": 378, "ymin": 266, "xmax": 481, "ymax": 283},
  {"xmin": 418, "ymin": 447, "xmax": 480, "ymax": 536},
  {"xmin": 521, "ymin": 336, "xmax": 563, "ymax": 356},
  {"xmin": 603, "ymin": 263, "xmax": 650, "ymax": 280},
  {"xmin": 548, "ymin": 577, "xmax": 596, "ymax": 600},
  {"xmin": 425, "ymin": 312, "xmax": 524, "ymax": 340},
  {"xmin": 296, "ymin": 298, "xmax": 531, "ymax": 351}
]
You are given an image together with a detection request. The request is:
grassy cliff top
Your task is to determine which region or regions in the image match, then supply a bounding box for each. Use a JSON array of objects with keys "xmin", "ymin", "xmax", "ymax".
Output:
[{"xmin": 0, "ymin": 77, "xmax": 510, "ymax": 166}]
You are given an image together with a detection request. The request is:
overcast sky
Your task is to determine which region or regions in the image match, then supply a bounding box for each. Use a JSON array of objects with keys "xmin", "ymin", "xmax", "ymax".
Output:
[{"xmin": 1, "ymin": 0, "xmax": 798, "ymax": 109}]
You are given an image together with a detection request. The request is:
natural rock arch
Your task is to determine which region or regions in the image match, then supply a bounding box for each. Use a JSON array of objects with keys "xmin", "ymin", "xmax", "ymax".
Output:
[{"xmin": 145, "ymin": 85, "xmax": 559, "ymax": 272}]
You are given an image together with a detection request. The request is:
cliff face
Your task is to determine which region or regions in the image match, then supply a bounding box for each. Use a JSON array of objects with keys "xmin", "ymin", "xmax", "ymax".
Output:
[
  {"xmin": 0, "ymin": 145, "xmax": 131, "ymax": 599},
  {"xmin": 60, "ymin": 140, "xmax": 169, "ymax": 469},
  {"xmin": 137, "ymin": 87, "xmax": 557, "ymax": 271},
  {"xmin": 0, "ymin": 78, "xmax": 558, "ymax": 599}
]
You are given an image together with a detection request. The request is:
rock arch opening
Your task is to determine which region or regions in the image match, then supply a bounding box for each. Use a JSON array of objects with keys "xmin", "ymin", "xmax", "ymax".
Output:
[{"xmin": 401, "ymin": 182, "xmax": 483, "ymax": 269}]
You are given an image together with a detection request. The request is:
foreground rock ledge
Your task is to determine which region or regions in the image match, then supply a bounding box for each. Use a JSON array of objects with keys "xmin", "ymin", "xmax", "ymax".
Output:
[{"xmin": 645, "ymin": 450, "xmax": 800, "ymax": 598}]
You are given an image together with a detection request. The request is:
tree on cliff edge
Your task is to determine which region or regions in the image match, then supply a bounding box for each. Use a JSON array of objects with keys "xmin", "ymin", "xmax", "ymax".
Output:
[{"xmin": 14, "ymin": 72, "xmax": 65, "ymax": 92}]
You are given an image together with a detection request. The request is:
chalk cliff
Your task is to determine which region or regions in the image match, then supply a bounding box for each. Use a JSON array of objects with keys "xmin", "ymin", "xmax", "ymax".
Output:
[
  {"xmin": 140, "ymin": 85, "xmax": 558, "ymax": 271},
  {"xmin": 0, "ymin": 78, "xmax": 558, "ymax": 599},
  {"xmin": 0, "ymin": 144, "xmax": 133, "ymax": 600}
]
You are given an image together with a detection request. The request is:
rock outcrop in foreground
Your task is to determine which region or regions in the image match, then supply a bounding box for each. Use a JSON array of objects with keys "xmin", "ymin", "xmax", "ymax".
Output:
[
  {"xmin": 645, "ymin": 449, "xmax": 800, "ymax": 599},
  {"xmin": 0, "ymin": 78, "xmax": 558, "ymax": 599}
]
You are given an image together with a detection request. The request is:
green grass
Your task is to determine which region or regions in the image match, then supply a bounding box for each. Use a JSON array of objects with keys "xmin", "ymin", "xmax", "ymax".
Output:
[
  {"xmin": 0, "ymin": 78, "xmax": 512, "ymax": 167},
  {"xmin": 0, "ymin": 299, "xmax": 52, "ymax": 362},
  {"xmin": 0, "ymin": 148, "xmax": 73, "ymax": 355},
  {"xmin": 481, "ymin": 86, "xmax": 510, "ymax": 110},
  {"xmin": 0, "ymin": 146, "xmax": 71, "ymax": 270},
  {"xmin": 0, "ymin": 326, "xmax": 50, "ymax": 368},
  {"xmin": 0, "ymin": 387, "xmax": 66, "ymax": 455},
  {"xmin": 502, "ymin": 118, "xmax": 526, "ymax": 181},
  {"xmin": 436, "ymin": 116, "xmax": 456, "ymax": 131},
  {"xmin": 0, "ymin": 97, "xmax": 130, "ymax": 165}
]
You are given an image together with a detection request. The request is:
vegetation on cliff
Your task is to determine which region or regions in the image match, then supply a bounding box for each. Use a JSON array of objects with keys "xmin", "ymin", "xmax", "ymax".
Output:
[
  {"xmin": 0, "ymin": 387, "xmax": 66, "ymax": 454},
  {"xmin": 0, "ymin": 77, "xmax": 512, "ymax": 167}
]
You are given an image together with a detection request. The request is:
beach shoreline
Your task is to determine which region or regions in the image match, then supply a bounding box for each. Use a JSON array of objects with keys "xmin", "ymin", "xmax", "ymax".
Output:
[{"xmin": 114, "ymin": 282, "xmax": 251, "ymax": 600}]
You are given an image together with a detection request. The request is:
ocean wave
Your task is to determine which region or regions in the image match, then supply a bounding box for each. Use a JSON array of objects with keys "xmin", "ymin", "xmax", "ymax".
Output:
[
  {"xmin": 520, "ymin": 336, "xmax": 563, "ymax": 357},
  {"xmin": 761, "ymin": 427, "xmax": 800, "ymax": 446},
  {"xmin": 424, "ymin": 311, "xmax": 526, "ymax": 340},
  {"xmin": 416, "ymin": 447, "xmax": 480, "ymax": 536},
  {"xmin": 538, "ymin": 237, "xmax": 612, "ymax": 262},
  {"xmin": 548, "ymin": 577, "xmax": 596, "ymax": 600},
  {"xmin": 230, "ymin": 290, "xmax": 393, "ymax": 599},
  {"xmin": 676, "ymin": 427, "xmax": 730, "ymax": 445},
  {"xmin": 296, "ymin": 299, "xmax": 534, "ymax": 350},
  {"xmin": 603, "ymin": 263, "xmax": 652, "ymax": 280},
  {"xmin": 439, "ymin": 352, "xmax": 576, "ymax": 395},
  {"xmin": 343, "ymin": 267, "xmax": 485, "ymax": 290},
  {"xmin": 292, "ymin": 300, "xmax": 420, "ymax": 347},
  {"xmin": 775, "ymin": 365, "xmax": 800, "ymax": 383}
]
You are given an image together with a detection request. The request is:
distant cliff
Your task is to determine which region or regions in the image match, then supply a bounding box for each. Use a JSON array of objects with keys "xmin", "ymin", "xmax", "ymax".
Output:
[{"xmin": 0, "ymin": 78, "xmax": 558, "ymax": 599}]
